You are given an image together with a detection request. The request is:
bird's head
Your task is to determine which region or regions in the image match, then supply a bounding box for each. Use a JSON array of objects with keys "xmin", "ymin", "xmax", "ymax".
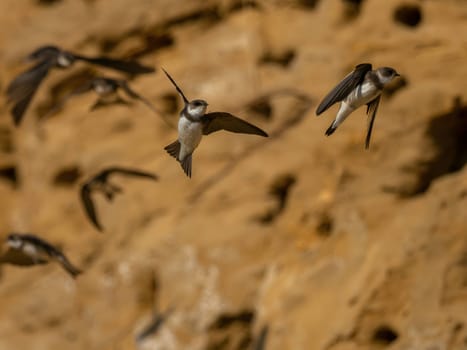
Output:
[
  {"xmin": 56, "ymin": 51, "xmax": 75, "ymax": 68},
  {"xmin": 27, "ymin": 45, "xmax": 60, "ymax": 62},
  {"xmin": 92, "ymin": 78, "xmax": 117, "ymax": 95},
  {"xmin": 186, "ymin": 99, "xmax": 208, "ymax": 119},
  {"xmin": 376, "ymin": 67, "xmax": 400, "ymax": 85},
  {"xmin": 6, "ymin": 233, "xmax": 22, "ymax": 249}
]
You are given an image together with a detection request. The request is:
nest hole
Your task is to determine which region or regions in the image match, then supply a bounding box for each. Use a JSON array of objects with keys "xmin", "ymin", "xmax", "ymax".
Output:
[
  {"xmin": 0, "ymin": 166, "xmax": 18, "ymax": 186},
  {"xmin": 259, "ymin": 49, "xmax": 296, "ymax": 68},
  {"xmin": 393, "ymin": 4, "xmax": 422, "ymax": 28},
  {"xmin": 372, "ymin": 325, "xmax": 399, "ymax": 345},
  {"xmin": 52, "ymin": 166, "xmax": 82, "ymax": 187},
  {"xmin": 342, "ymin": 0, "xmax": 365, "ymax": 20}
]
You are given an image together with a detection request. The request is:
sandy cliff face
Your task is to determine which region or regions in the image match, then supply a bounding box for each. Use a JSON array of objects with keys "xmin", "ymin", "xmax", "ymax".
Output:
[{"xmin": 0, "ymin": 0, "xmax": 466, "ymax": 349}]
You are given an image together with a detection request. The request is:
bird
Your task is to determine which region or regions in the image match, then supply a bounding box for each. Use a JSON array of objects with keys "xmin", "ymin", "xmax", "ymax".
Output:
[
  {"xmin": 315, "ymin": 63, "xmax": 400, "ymax": 149},
  {"xmin": 6, "ymin": 45, "xmax": 155, "ymax": 126},
  {"xmin": 80, "ymin": 166, "xmax": 158, "ymax": 232},
  {"xmin": 5, "ymin": 233, "xmax": 82, "ymax": 278},
  {"xmin": 48, "ymin": 76, "xmax": 167, "ymax": 117},
  {"xmin": 162, "ymin": 68, "xmax": 268, "ymax": 178}
]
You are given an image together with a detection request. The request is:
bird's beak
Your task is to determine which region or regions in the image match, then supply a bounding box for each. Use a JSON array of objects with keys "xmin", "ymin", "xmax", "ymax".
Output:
[{"xmin": 395, "ymin": 73, "xmax": 401, "ymax": 77}]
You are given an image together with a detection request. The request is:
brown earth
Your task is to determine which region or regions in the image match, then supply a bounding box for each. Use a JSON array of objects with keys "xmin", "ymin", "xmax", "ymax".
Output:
[{"xmin": 0, "ymin": 0, "xmax": 466, "ymax": 349}]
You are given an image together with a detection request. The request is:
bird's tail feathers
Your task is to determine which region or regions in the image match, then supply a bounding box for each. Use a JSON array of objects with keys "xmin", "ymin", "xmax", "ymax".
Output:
[
  {"xmin": 181, "ymin": 154, "xmax": 192, "ymax": 178},
  {"xmin": 164, "ymin": 140, "xmax": 181, "ymax": 160}
]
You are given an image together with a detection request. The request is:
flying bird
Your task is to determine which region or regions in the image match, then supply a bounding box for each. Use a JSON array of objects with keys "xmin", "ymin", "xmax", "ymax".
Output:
[
  {"xmin": 162, "ymin": 68, "xmax": 268, "ymax": 178},
  {"xmin": 316, "ymin": 63, "xmax": 400, "ymax": 149},
  {"xmin": 80, "ymin": 166, "xmax": 158, "ymax": 231},
  {"xmin": 5, "ymin": 233, "xmax": 82, "ymax": 278},
  {"xmin": 6, "ymin": 45, "xmax": 155, "ymax": 126},
  {"xmin": 48, "ymin": 76, "xmax": 165, "ymax": 115}
]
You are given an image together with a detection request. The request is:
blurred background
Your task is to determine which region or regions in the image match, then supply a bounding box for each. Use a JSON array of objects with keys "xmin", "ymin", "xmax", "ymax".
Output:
[{"xmin": 0, "ymin": 0, "xmax": 466, "ymax": 349}]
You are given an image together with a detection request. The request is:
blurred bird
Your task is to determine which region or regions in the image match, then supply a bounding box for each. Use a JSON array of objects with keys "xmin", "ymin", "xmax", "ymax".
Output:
[
  {"xmin": 162, "ymin": 68, "xmax": 268, "ymax": 178},
  {"xmin": 316, "ymin": 63, "xmax": 400, "ymax": 149},
  {"xmin": 5, "ymin": 233, "xmax": 82, "ymax": 278},
  {"xmin": 80, "ymin": 166, "xmax": 158, "ymax": 232},
  {"xmin": 6, "ymin": 45, "xmax": 155, "ymax": 126},
  {"xmin": 47, "ymin": 76, "xmax": 171, "ymax": 123}
]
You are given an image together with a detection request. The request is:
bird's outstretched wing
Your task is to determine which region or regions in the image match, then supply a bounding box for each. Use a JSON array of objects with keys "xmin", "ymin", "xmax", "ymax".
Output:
[
  {"xmin": 79, "ymin": 184, "xmax": 103, "ymax": 232},
  {"xmin": 365, "ymin": 95, "xmax": 381, "ymax": 150},
  {"xmin": 101, "ymin": 166, "xmax": 159, "ymax": 181},
  {"xmin": 202, "ymin": 112, "xmax": 269, "ymax": 137},
  {"xmin": 162, "ymin": 68, "xmax": 189, "ymax": 105},
  {"xmin": 316, "ymin": 63, "xmax": 372, "ymax": 115},
  {"xmin": 117, "ymin": 80, "xmax": 174, "ymax": 128},
  {"xmin": 73, "ymin": 54, "xmax": 154, "ymax": 75},
  {"xmin": 119, "ymin": 80, "xmax": 156, "ymax": 112},
  {"xmin": 44, "ymin": 80, "xmax": 96, "ymax": 117},
  {"xmin": 7, "ymin": 60, "xmax": 53, "ymax": 125},
  {"xmin": 69, "ymin": 79, "xmax": 97, "ymax": 96}
]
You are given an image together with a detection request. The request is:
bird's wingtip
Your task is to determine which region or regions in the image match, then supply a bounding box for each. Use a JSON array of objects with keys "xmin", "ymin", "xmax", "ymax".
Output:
[{"xmin": 325, "ymin": 124, "xmax": 336, "ymax": 136}]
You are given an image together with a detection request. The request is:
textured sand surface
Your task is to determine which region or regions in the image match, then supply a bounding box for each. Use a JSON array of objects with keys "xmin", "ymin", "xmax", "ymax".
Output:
[{"xmin": 0, "ymin": 0, "xmax": 466, "ymax": 349}]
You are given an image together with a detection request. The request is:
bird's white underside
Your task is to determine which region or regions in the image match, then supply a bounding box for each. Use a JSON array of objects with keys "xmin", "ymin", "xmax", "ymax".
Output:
[
  {"xmin": 178, "ymin": 116, "xmax": 203, "ymax": 161},
  {"xmin": 333, "ymin": 81, "xmax": 381, "ymax": 128}
]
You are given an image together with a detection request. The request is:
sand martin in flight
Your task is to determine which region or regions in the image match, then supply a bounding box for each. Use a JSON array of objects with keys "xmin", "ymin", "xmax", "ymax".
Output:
[
  {"xmin": 6, "ymin": 233, "xmax": 82, "ymax": 278},
  {"xmin": 80, "ymin": 166, "xmax": 158, "ymax": 232},
  {"xmin": 162, "ymin": 68, "xmax": 268, "ymax": 178},
  {"xmin": 6, "ymin": 45, "xmax": 155, "ymax": 125},
  {"xmin": 49, "ymin": 76, "xmax": 167, "ymax": 118},
  {"xmin": 316, "ymin": 63, "xmax": 400, "ymax": 148}
]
